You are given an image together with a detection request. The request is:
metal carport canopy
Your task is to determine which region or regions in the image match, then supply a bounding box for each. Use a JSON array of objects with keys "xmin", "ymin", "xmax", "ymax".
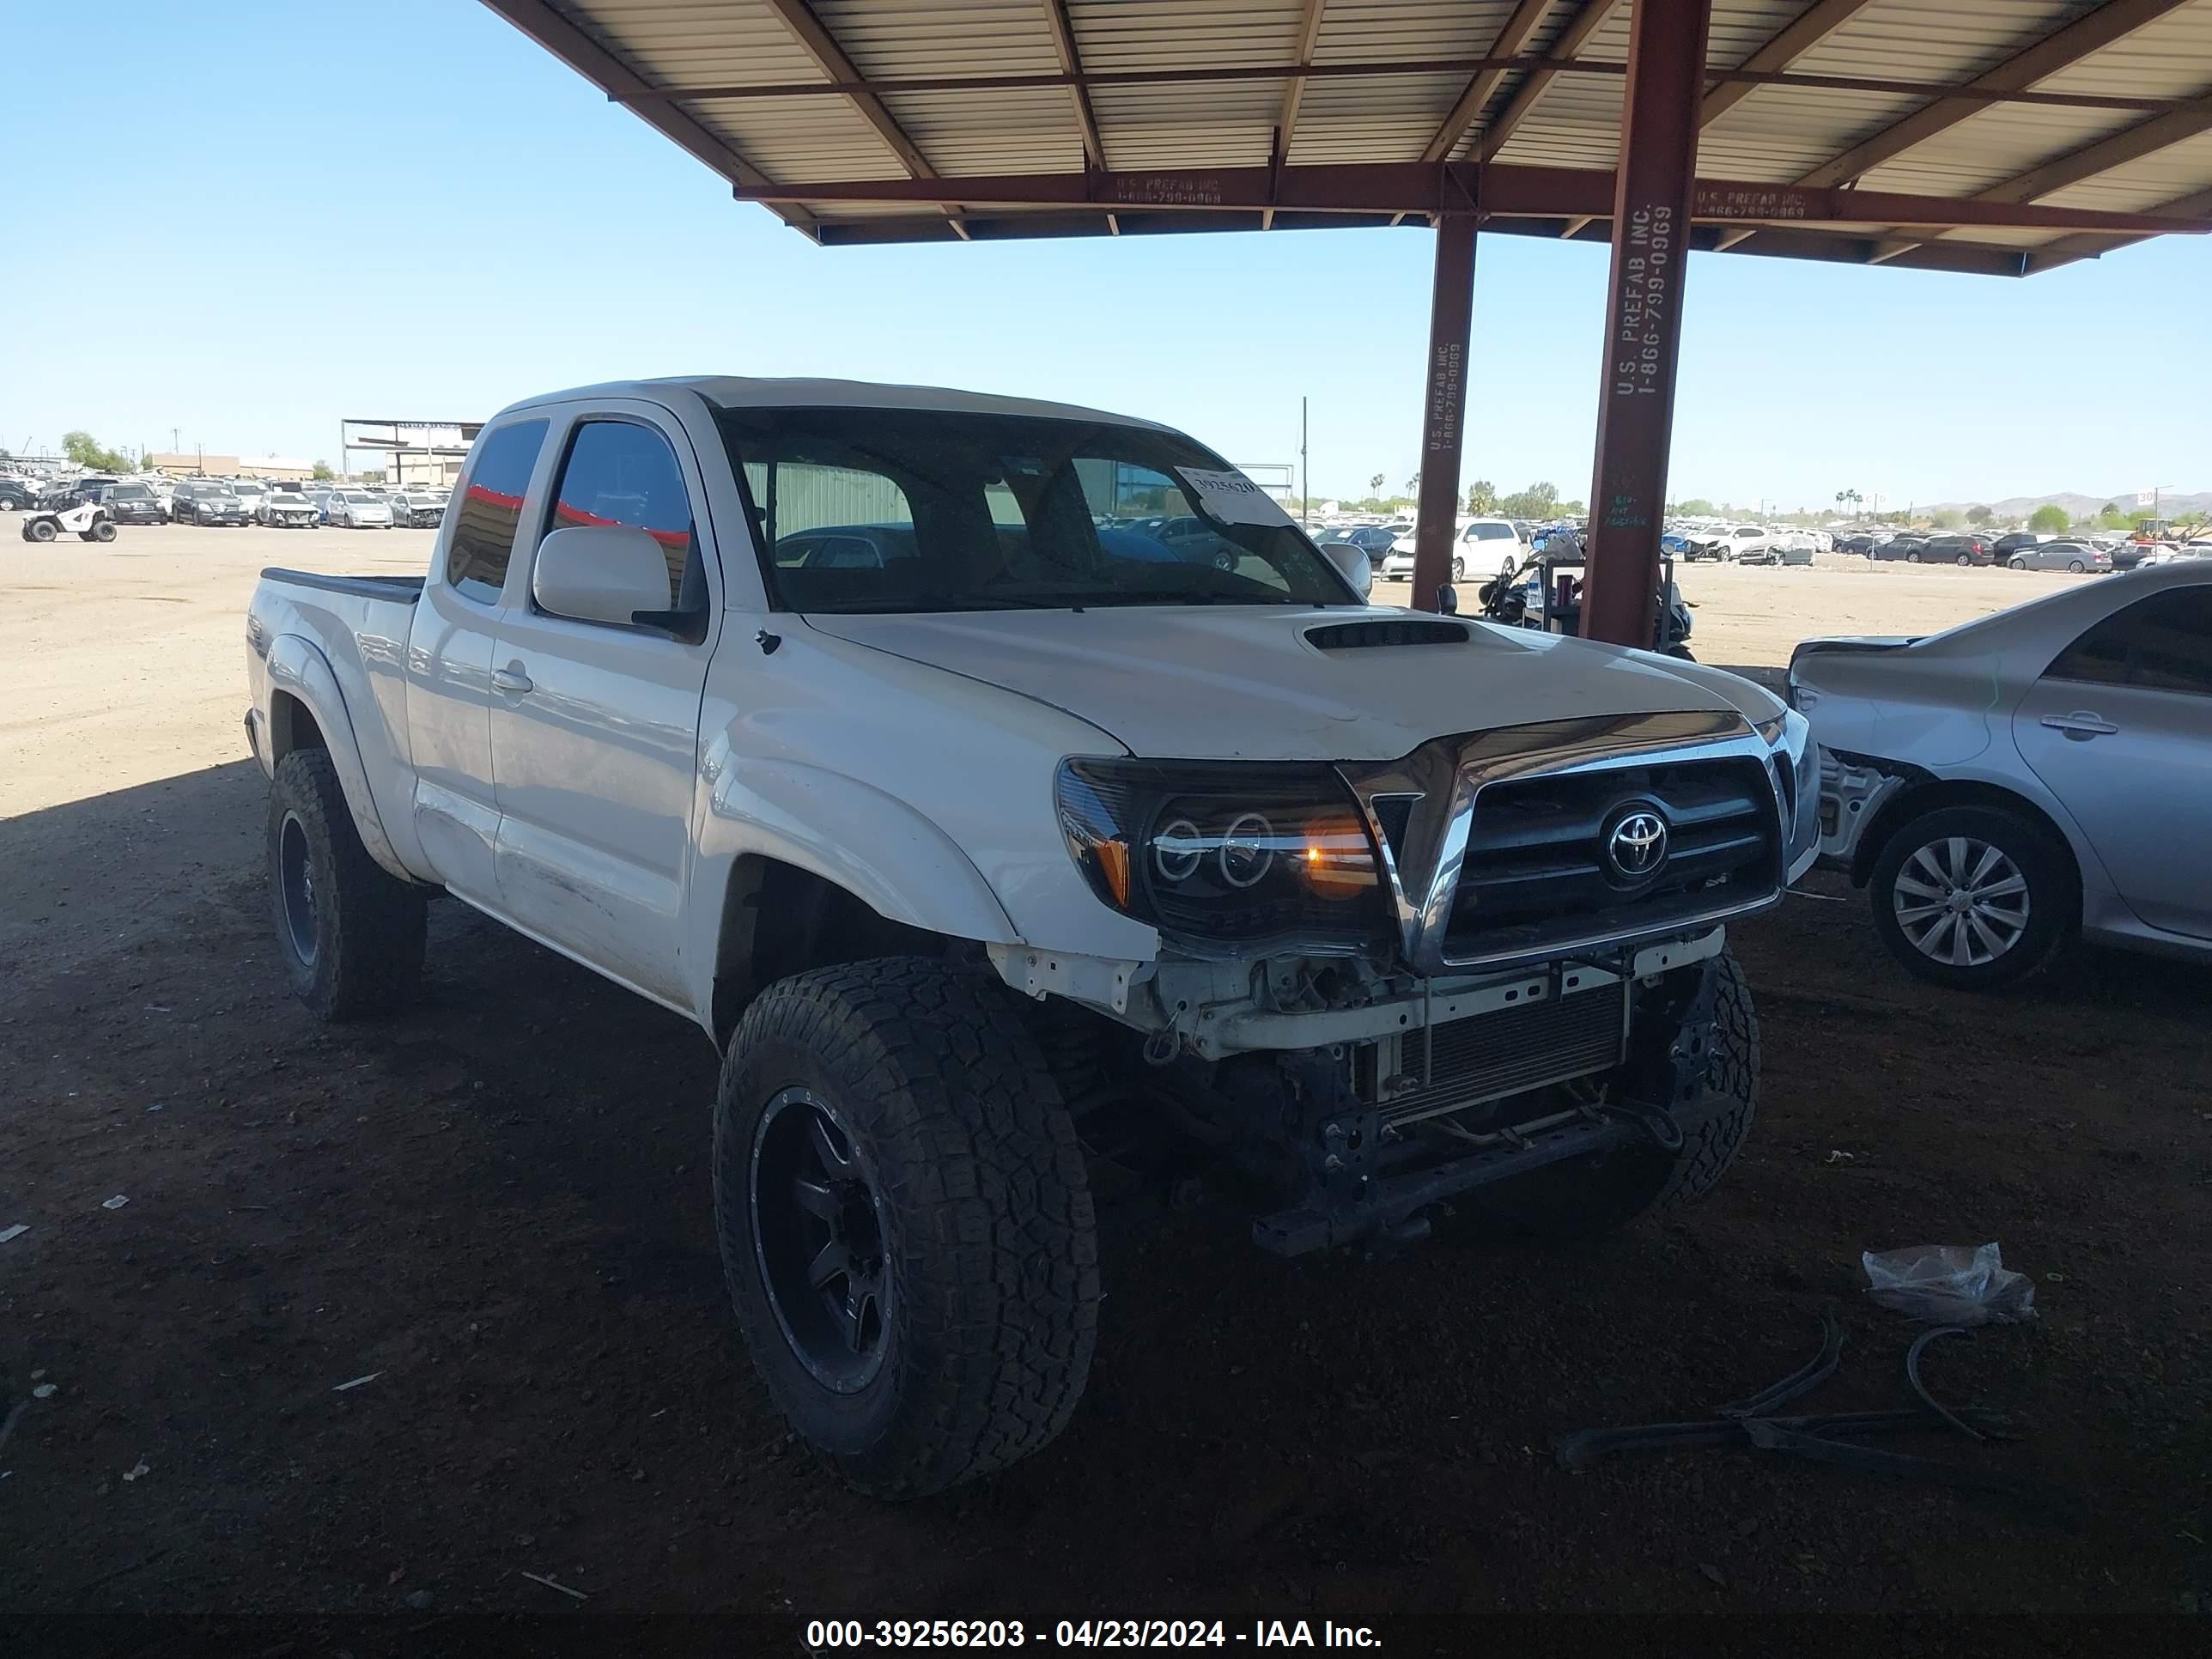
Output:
[{"xmin": 478, "ymin": 0, "xmax": 2212, "ymax": 629}]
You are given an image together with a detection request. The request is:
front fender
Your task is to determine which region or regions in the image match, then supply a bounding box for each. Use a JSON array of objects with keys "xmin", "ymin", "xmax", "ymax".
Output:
[
  {"xmin": 264, "ymin": 633, "xmax": 408, "ymax": 881},
  {"xmin": 681, "ymin": 744, "xmax": 1024, "ymax": 1023}
]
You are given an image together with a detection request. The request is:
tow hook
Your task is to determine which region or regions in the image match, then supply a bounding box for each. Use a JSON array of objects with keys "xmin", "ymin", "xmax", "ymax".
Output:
[{"xmin": 1604, "ymin": 1096, "xmax": 1685, "ymax": 1152}]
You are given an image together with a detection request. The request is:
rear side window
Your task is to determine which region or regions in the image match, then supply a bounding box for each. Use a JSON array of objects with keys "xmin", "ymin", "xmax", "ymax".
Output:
[
  {"xmin": 447, "ymin": 419, "xmax": 548, "ymax": 605},
  {"xmin": 544, "ymin": 421, "xmax": 696, "ymax": 610},
  {"xmin": 2046, "ymin": 586, "xmax": 2212, "ymax": 696}
]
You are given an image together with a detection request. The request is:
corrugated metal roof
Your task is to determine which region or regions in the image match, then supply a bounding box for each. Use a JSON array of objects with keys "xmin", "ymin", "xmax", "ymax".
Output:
[{"xmin": 492, "ymin": 0, "xmax": 2212, "ymax": 274}]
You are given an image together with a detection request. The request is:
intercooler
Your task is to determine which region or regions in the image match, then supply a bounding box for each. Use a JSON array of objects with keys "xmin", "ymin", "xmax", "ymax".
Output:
[{"xmin": 1363, "ymin": 980, "xmax": 1629, "ymax": 1127}]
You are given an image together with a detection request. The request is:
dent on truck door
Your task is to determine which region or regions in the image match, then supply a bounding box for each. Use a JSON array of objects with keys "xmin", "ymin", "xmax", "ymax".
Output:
[{"xmin": 487, "ymin": 415, "xmax": 714, "ymax": 1007}]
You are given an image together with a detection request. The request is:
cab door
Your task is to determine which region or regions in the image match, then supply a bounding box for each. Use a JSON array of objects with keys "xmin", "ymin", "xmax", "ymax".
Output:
[
  {"xmin": 2012, "ymin": 580, "xmax": 2212, "ymax": 940},
  {"xmin": 405, "ymin": 416, "xmax": 551, "ymax": 908},
  {"xmin": 486, "ymin": 405, "xmax": 720, "ymax": 1007}
]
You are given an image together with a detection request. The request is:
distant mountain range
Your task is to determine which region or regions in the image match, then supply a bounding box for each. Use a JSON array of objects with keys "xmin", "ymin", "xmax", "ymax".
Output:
[{"xmin": 1923, "ymin": 489, "xmax": 2211, "ymax": 520}]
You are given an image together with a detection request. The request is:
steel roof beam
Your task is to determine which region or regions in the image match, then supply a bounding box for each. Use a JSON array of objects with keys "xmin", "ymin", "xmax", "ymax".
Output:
[
  {"xmin": 1420, "ymin": 0, "xmax": 1557, "ymax": 164},
  {"xmin": 1699, "ymin": 0, "xmax": 1882, "ymax": 128},
  {"xmin": 472, "ymin": 0, "xmax": 818, "ymax": 236},
  {"xmin": 2026, "ymin": 184, "xmax": 2212, "ymax": 270},
  {"xmin": 622, "ymin": 56, "xmax": 2198, "ymax": 118},
  {"xmin": 1875, "ymin": 91, "xmax": 2212, "ymax": 264},
  {"xmin": 1795, "ymin": 0, "xmax": 2198, "ymax": 190},
  {"xmin": 726, "ymin": 161, "xmax": 2209, "ymax": 236},
  {"xmin": 759, "ymin": 0, "xmax": 969, "ymax": 237},
  {"xmin": 1043, "ymin": 0, "xmax": 1107, "ymax": 171},
  {"xmin": 1477, "ymin": 0, "xmax": 1624, "ymax": 163},
  {"xmin": 1266, "ymin": 0, "xmax": 1330, "ymax": 228}
]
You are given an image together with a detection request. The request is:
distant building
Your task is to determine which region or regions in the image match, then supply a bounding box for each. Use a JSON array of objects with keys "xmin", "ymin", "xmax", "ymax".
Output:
[{"xmin": 148, "ymin": 453, "xmax": 316, "ymax": 482}]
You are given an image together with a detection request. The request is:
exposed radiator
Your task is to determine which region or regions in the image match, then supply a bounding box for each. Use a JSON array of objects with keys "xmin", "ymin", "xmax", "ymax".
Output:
[{"xmin": 1370, "ymin": 981, "xmax": 1627, "ymax": 1127}]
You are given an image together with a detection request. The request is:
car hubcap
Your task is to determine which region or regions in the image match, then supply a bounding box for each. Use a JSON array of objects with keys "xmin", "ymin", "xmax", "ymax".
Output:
[
  {"xmin": 1893, "ymin": 836, "xmax": 2030, "ymax": 969},
  {"xmin": 750, "ymin": 1087, "xmax": 890, "ymax": 1392},
  {"xmin": 278, "ymin": 812, "xmax": 318, "ymax": 966}
]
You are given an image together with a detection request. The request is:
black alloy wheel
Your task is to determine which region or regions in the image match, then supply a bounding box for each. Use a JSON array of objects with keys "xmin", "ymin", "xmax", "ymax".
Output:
[{"xmin": 749, "ymin": 1086, "xmax": 893, "ymax": 1393}]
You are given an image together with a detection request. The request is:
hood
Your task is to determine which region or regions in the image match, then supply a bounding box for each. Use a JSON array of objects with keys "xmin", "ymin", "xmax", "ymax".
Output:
[{"xmin": 805, "ymin": 605, "xmax": 1779, "ymax": 762}]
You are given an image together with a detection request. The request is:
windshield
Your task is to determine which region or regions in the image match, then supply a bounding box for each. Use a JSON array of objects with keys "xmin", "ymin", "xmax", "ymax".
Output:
[{"xmin": 714, "ymin": 405, "xmax": 1354, "ymax": 614}]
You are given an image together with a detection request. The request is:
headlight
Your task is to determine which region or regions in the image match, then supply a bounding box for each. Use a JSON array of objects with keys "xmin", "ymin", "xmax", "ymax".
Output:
[{"xmin": 1054, "ymin": 759, "xmax": 1389, "ymax": 952}]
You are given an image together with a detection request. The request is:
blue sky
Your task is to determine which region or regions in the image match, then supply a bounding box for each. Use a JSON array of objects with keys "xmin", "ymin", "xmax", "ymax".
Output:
[{"xmin": 3, "ymin": 0, "xmax": 2204, "ymax": 509}]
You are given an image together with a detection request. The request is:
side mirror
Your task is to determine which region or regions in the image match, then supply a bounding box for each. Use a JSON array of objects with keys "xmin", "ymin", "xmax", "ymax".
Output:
[
  {"xmin": 532, "ymin": 524, "xmax": 676, "ymax": 629},
  {"xmin": 1324, "ymin": 540, "xmax": 1372, "ymax": 601}
]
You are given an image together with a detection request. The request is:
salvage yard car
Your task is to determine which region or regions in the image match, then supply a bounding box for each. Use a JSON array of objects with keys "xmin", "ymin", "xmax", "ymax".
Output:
[
  {"xmin": 245, "ymin": 376, "xmax": 1818, "ymax": 1498},
  {"xmin": 173, "ymin": 480, "xmax": 252, "ymax": 526},
  {"xmin": 259, "ymin": 487, "xmax": 323, "ymax": 529},
  {"xmin": 322, "ymin": 489, "xmax": 393, "ymax": 528},
  {"xmin": 1792, "ymin": 562, "xmax": 2211, "ymax": 989}
]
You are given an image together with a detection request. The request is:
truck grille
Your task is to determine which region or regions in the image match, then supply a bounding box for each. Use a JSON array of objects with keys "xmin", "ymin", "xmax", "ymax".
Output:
[
  {"xmin": 1444, "ymin": 757, "xmax": 1779, "ymax": 963},
  {"xmin": 1372, "ymin": 982, "xmax": 1626, "ymax": 1127}
]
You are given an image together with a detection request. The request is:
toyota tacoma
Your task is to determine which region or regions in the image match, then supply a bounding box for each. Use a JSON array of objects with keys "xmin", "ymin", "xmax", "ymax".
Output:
[{"xmin": 245, "ymin": 376, "xmax": 1818, "ymax": 1497}]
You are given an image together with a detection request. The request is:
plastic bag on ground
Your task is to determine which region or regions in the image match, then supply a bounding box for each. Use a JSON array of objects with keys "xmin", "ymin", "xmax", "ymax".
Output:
[{"xmin": 1862, "ymin": 1242, "xmax": 2036, "ymax": 1326}]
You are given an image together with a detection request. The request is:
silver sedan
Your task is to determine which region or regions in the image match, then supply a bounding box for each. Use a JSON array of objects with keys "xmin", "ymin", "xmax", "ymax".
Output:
[
  {"xmin": 2006, "ymin": 539, "xmax": 2112, "ymax": 574},
  {"xmin": 1788, "ymin": 562, "xmax": 2212, "ymax": 988}
]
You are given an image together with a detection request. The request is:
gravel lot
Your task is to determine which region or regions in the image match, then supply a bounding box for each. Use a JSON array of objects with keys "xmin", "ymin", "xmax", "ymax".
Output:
[{"xmin": 3, "ymin": 520, "xmax": 2205, "ymax": 1643}]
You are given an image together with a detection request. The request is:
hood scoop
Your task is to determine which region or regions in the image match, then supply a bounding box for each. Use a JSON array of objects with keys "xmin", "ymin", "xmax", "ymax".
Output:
[{"xmin": 1305, "ymin": 618, "xmax": 1471, "ymax": 651}]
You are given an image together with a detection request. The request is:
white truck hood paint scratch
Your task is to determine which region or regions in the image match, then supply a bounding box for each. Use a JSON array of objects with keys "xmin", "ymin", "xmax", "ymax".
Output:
[{"xmin": 805, "ymin": 606, "xmax": 1765, "ymax": 762}]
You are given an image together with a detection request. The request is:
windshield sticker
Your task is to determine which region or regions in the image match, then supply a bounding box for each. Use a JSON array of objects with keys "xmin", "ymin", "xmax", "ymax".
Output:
[{"xmin": 1176, "ymin": 467, "xmax": 1294, "ymax": 528}]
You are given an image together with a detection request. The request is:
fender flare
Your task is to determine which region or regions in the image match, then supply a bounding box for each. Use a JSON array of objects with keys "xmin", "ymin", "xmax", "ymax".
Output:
[
  {"xmin": 263, "ymin": 634, "xmax": 409, "ymax": 881},
  {"xmin": 684, "ymin": 750, "xmax": 1023, "ymax": 1022}
]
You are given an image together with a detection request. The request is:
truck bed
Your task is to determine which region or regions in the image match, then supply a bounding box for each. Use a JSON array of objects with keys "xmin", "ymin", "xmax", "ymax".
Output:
[{"xmin": 259, "ymin": 568, "xmax": 424, "ymax": 602}]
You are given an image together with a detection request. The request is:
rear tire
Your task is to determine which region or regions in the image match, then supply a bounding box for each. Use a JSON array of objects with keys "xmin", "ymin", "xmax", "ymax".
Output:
[
  {"xmin": 1956, "ymin": 554, "xmax": 1972, "ymax": 567},
  {"xmin": 714, "ymin": 958, "xmax": 1100, "ymax": 1498},
  {"xmin": 1905, "ymin": 551, "xmax": 1921, "ymax": 563},
  {"xmin": 1868, "ymin": 804, "xmax": 2073, "ymax": 991},
  {"xmin": 266, "ymin": 749, "xmax": 427, "ymax": 1018},
  {"xmin": 2068, "ymin": 559, "xmax": 2085, "ymax": 574},
  {"xmin": 1467, "ymin": 951, "xmax": 1759, "ymax": 1239}
]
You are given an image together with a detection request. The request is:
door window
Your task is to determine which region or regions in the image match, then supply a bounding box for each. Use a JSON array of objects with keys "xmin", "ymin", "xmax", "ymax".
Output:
[
  {"xmin": 541, "ymin": 420, "xmax": 697, "ymax": 612},
  {"xmin": 2045, "ymin": 586, "xmax": 2212, "ymax": 696},
  {"xmin": 447, "ymin": 419, "xmax": 549, "ymax": 605}
]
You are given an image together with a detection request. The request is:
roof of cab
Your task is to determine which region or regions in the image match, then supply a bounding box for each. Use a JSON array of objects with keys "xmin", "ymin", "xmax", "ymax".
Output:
[{"xmin": 494, "ymin": 375, "xmax": 1175, "ymax": 432}]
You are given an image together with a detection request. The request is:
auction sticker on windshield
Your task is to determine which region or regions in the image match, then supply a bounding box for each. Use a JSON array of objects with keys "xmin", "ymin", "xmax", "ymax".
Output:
[{"xmin": 1176, "ymin": 467, "xmax": 1293, "ymax": 528}]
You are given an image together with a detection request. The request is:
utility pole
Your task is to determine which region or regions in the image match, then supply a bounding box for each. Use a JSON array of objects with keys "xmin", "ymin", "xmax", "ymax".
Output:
[
  {"xmin": 1299, "ymin": 395, "xmax": 1309, "ymax": 528},
  {"xmin": 171, "ymin": 427, "xmax": 179, "ymax": 455}
]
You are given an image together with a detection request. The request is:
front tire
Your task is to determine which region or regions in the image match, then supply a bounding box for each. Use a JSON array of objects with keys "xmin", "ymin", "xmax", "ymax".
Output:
[
  {"xmin": 1869, "ymin": 805, "xmax": 2073, "ymax": 990},
  {"xmin": 1468, "ymin": 951, "xmax": 1759, "ymax": 1238},
  {"xmin": 714, "ymin": 959, "xmax": 1100, "ymax": 1498},
  {"xmin": 2008, "ymin": 557, "xmax": 2027, "ymax": 570},
  {"xmin": 1905, "ymin": 551, "xmax": 1922, "ymax": 563},
  {"xmin": 27, "ymin": 519, "xmax": 56, "ymax": 543},
  {"xmin": 91, "ymin": 520, "xmax": 117, "ymax": 542},
  {"xmin": 266, "ymin": 749, "xmax": 427, "ymax": 1018}
]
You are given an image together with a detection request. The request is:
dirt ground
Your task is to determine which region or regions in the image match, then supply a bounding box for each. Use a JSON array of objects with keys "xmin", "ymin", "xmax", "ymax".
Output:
[{"xmin": 3, "ymin": 522, "xmax": 2206, "ymax": 1649}]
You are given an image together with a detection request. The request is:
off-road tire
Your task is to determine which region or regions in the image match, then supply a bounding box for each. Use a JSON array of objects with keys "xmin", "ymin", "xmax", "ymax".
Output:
[
  {"xmin": 266, "ymin": 748, "xmax": 427, "ymax": 1018},
  {"xmin": 714, "ymin": 958, "xmax": 1101, "ymax": 1498},
  {"xmin": 1467, "ymin": 950, "xmax": 1759, "ymax": 1239},
  {"xmin": 27, "ymin": 518, "xmax": 56, "ymax": 543},
  {"xmin": 1868, "ymin": 804, "xmax": 2074, "ymax": 991}
]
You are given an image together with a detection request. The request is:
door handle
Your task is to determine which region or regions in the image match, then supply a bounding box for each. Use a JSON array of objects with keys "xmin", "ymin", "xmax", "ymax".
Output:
[
  {"xmin": 491, "ymin": 665, "xmax": 535, "ymax": 696},
  {"xmin": 2040, "ymin": 711, "xmax": 2116, "ymax": 740}
]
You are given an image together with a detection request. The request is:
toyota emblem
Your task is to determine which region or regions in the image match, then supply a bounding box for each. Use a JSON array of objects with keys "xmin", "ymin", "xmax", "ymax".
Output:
[{"xmin": 1605, "ymin": 809, "xmax": 1668, "ymax": 880}]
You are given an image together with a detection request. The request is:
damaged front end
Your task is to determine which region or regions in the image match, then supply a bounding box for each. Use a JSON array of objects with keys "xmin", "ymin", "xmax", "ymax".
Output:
[{"xmin": 1005, "ymin": 708, "xmax": 1812, "ymax": 1253}]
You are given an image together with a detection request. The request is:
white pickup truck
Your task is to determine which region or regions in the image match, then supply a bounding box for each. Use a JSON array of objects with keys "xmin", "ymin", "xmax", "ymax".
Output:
[{"xmin": 246, "ymin": 376, "xmax": 1819, "ymax": 1497}]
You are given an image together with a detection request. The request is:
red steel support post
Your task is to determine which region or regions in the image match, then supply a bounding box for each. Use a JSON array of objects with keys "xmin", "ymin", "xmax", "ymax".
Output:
[
  {"xmin": 1581, "ymin": 0, "xmax": 1712, "ymax": 647},
  {"xmin": 1410, "ymin": 211, "xmax": 1477, "ymax": 613}
]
